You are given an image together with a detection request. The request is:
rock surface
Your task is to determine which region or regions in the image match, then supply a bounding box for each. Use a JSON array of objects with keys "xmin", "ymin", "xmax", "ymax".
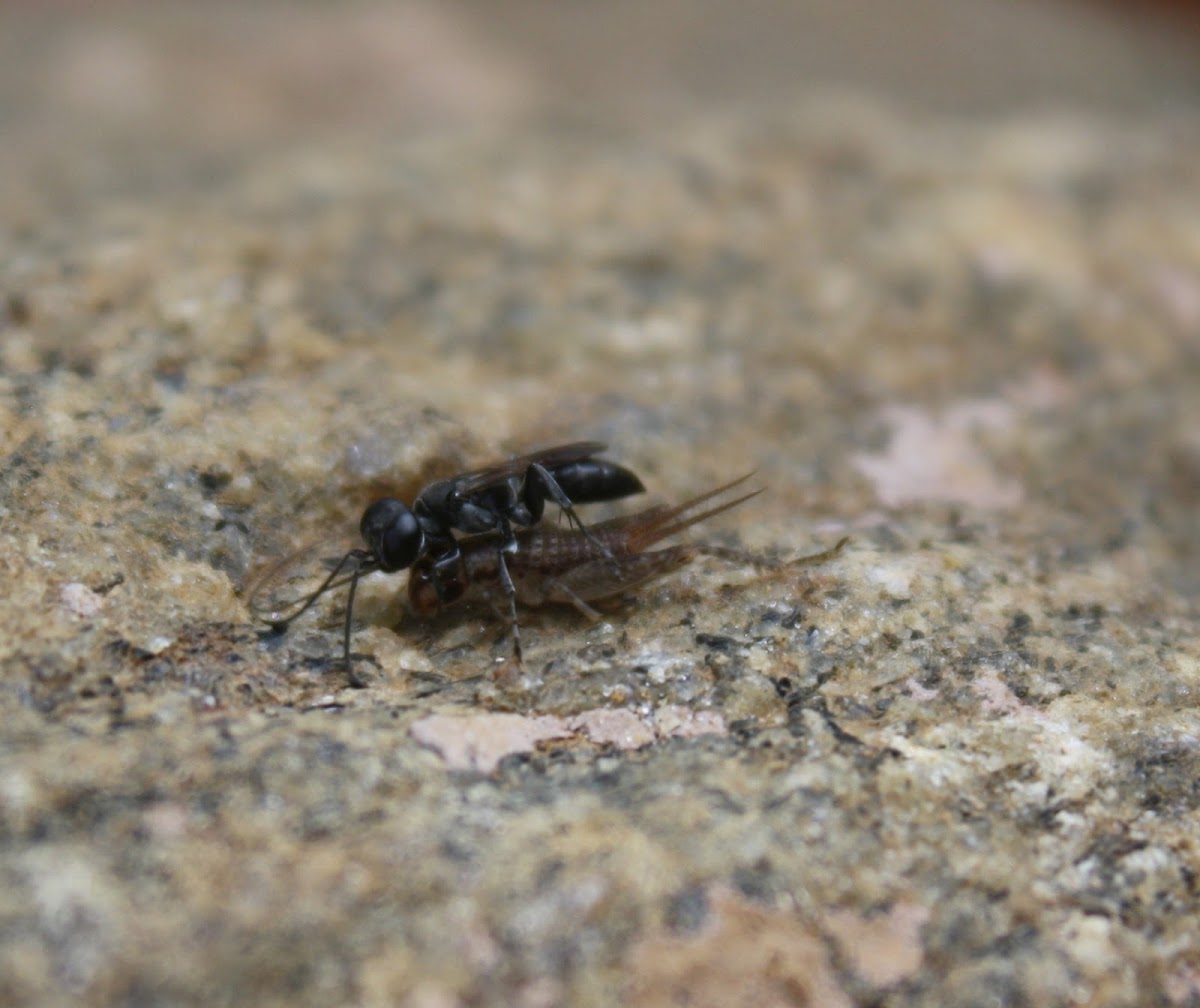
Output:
[{"xmin": 2, "ymin": 3, "xmax": 1199, "ymax": 1006}]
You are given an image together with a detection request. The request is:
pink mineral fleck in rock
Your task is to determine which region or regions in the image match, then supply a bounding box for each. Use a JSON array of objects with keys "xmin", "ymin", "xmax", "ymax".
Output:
[
  {"xmin": 410, "ymin": 712, "xmax": 572, "ymax": 773},
  {"xmin": 59, "ymin": 582, "xmax": 104, "ymax": 618},
  {"xmin": 569, "ymin": 708, "xmax": 655, "ymax": 749},
  {"xmin": 653, "ymin": 705, "xmax": 727, "ymax": 739}
]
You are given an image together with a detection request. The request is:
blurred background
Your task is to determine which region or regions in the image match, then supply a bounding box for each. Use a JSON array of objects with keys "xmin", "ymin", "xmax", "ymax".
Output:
[{"xmin": 0, "ymin": 0, "xmax": 1197, "ymax": 195}]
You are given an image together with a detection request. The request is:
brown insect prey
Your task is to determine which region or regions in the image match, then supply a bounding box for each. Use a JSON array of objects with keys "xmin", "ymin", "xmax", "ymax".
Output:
[{"xmin": 409, "ymin": 474, "xmax": 846, "ymax": 627}]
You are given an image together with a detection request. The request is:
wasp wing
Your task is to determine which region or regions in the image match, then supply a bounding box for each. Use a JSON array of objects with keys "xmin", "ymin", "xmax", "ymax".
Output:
[{"xmin": 452, "ymin": 441, "xmax": 608, "ymax": 497}]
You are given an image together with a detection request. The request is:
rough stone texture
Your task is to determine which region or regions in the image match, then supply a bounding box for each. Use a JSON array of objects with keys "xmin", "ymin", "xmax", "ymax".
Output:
[{"xmin": 2, "ymin": 3, "xmax": 1200, "ymax": 1007}]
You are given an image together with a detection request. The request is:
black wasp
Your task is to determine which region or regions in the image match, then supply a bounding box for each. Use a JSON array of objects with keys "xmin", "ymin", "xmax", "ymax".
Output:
[{"xmin": 253, "ymin": 441, "xmax": 645, "ymax": 684}]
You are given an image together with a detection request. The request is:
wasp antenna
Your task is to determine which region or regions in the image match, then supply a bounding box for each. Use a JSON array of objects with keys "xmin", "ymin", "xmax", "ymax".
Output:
[
  {"xmin": 246, "ymin": 542, "xmax": 322, "ymax": 621},
  {"xmin": 251, "ymin": 548, "xmax": 375, "ymax": 627}
]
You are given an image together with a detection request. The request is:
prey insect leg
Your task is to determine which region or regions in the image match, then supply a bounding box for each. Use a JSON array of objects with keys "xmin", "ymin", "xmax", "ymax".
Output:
[
  {"xmin": 693, "ymin": 535, "xmax": 850, "ymax": 571},
  {"xmin": 542, "ymin": 577, "xmax": 603, "ymax": 621},
  {"xmin": 542, "ymin": 547, "xmax": 695, "ymax": 614}
]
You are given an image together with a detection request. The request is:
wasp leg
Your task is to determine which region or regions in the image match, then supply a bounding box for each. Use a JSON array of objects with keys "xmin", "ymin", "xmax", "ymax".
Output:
[
  {"xmin": 494, "ymin": 527, "xmax": 524, "ymax": 665},
  {"xmin": 429, "ymin": 541, "xmax": 464, "ymax": 611},
  {"xmin": 527, "ymin": 462, "xmax": 619, "ymax": 567},
  {"xmin": 343, "ymin": 563, "xmax": 368, "ymax": 688}
]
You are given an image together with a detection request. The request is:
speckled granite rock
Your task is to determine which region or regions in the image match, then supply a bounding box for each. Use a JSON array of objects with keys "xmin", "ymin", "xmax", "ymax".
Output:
[{"xmin": 3, "ymin": 15, "xmax": 1200, "ymax": 1007}]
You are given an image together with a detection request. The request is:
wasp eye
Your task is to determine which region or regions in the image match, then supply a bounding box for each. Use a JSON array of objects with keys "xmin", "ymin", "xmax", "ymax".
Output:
[{"xmin": 360, "ymin": 499, "xmax": 424, "ymax": 572}]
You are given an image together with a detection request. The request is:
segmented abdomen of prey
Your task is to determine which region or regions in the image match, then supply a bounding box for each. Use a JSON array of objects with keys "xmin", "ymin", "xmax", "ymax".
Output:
[
  {"xmin": 407, "ymin": 525, "xmax": 629, "ymax": 616},
  {"xmin": 507, "ymin": 526, "xmax": 622, "ymax": 575}
]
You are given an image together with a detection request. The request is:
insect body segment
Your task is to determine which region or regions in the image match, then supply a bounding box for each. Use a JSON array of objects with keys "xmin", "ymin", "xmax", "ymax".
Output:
[
  {"xmin": 361, "ymin": 441, "xmax": 644, "ymax": 573},
  {"xmin": 250, "ymin": 447, "xmax": 847, "ymax": 683},
  {"xmin": 408, "ymin": 474, "xmax": 772, "ymax": 660},
  {"xmin": 408, "ymin": 473, "xmax": 761, "ymax": 612},
  {"xmin": 254, "ymin": 442, "xmax": 645, "ymax": 684}
]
